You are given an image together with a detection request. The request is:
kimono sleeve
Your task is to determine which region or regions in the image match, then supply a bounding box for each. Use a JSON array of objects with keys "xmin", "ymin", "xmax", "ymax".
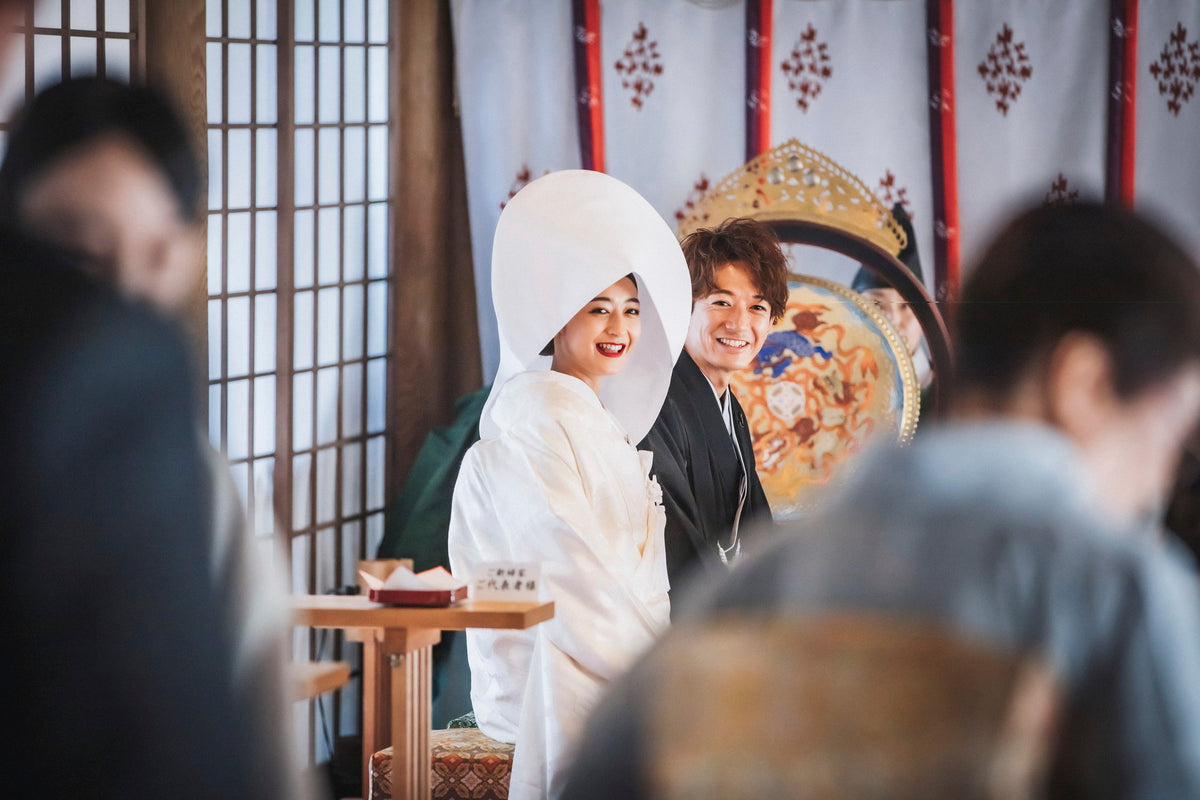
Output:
[{"xmin": 476, "ymin": 421, "xmax": 667, "ymax": 681}]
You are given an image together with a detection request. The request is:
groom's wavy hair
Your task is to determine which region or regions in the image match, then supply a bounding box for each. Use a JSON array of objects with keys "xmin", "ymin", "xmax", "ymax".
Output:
[{"xmin": 681, "ymin": 217, "xmax": 789, "ymax": 324}]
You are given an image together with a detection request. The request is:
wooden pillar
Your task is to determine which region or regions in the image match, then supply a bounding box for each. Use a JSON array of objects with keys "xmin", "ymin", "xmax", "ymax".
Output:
[
  {"xmin": 142, "ymin": 0, "xmax": 209, "ymax": 377},
  {"xmin": 361, "ymin": 627, "xmax": 440, "ymax": 799},
  {"xmin": 360, "ymin": 632, "xmax": 394, "ymax": 797},
  {"xmin": 389, "ymin": 0, "xmax": 482, "ymax": 500},
  {"xmin": 388, "ymin": 630, "xmax": 438, "ymax": 800}
]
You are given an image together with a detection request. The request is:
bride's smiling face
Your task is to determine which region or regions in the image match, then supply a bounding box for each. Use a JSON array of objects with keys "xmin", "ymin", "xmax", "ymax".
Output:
[{"xmin": 551, "ymin": 276, "xmax": 641, "ymax": 394}]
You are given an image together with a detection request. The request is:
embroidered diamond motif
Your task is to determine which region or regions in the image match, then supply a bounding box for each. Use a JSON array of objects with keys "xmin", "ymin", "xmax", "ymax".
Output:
[
  {"xmin": 875, "ymin": 170, "xmax": 912, "ymax": 219},
  {"xmin": 674, "ymin": 173, "xmax": 711, "ymax": 224},
  {"xmin": 614, "ymin": 22, "xmax": 663, "ymax": 110},
  {"xmin": 1149, "ymin": 22, "xmax": 1200, "ymax": 116},
  {"xmin": 1044, "ymin": 173, "xmax": 1079, "ymax": 206},
  {"xmin": 500, "ymin": 165, "xmax": 548, "ymax": 211},
  {"xmin": 977, "ymin": 24, "xmax": 1033, "ymax": 116},
  {"xmin": 780, "ymin": 24, "xmax": 832, "ymax": 112}
]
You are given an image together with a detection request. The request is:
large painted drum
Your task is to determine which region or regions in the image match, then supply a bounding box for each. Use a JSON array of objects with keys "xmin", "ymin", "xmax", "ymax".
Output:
[{"xmin": 730, "ymin": 275, "xmax": 920, "ymax": 519}]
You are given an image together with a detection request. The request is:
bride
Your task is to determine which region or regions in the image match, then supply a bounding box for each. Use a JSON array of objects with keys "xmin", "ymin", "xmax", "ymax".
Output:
[{"xmin": 449, "ymin": 169, "xmax": 690, "ymax": 799}]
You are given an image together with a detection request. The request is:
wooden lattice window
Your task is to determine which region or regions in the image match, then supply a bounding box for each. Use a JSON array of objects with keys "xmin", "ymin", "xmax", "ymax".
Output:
[
  {"xmin": 205, "ymin": 0, "xmax": 393, "ymax": 761},
  {"xmin": 0, "ymin": 0, "xmax": 141, "ymax": 153}
]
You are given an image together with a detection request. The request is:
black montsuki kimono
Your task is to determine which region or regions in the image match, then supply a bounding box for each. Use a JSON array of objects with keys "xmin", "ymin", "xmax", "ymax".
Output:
[{"xmin": 638, "ymin": 351, "xmax": 772, "ymax": 608}]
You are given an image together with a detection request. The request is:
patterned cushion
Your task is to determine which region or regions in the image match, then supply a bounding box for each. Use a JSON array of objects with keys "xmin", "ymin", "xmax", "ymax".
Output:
[{"xmin": 370, "ymin": 728, "xmax": 514, "ymax": 800}]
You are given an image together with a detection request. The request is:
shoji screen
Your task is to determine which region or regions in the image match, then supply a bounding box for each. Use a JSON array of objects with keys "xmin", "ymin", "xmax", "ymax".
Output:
[
  {"xmin": 0, "ymin": 0, "xmax": 140, "ymax": 152},
  {"xmin": 205, "ymin": 0, "xmax": 393, "ymax": 762}
]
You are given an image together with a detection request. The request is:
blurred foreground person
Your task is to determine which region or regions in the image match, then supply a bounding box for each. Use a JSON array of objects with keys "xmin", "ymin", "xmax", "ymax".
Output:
[
  {"xmin": 0, "ymin": 76, "xmax": 290, "ymax": 798},
  {"xmin": 0, "ymin": 74, "xmax": 295, "ymax": 734},
  {"xmin": 563, "ymin": 202, "xmax": 1200, "ymax": 800},
  {"xmin": 0, "ymin": 77, "xmax": 201, "ymax": 311},
  {"xmin": 1165, "ymin": 428, "xmax": 1200, "ymax": 562}
]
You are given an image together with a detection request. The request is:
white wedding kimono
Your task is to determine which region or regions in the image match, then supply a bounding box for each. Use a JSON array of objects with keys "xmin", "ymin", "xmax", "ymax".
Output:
[
  {"xmin": 449, "ymin": 370, "xmax": 670, "ymax": 799},
  {"xmin": 448, "ymin": 169, "xmax": 691, "ymax": 800}
]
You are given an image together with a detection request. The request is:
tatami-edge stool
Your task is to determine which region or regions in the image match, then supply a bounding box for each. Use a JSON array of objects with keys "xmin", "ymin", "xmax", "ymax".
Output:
[{"xmin": 370, "ymin": 728, "xmax": 514, "ymax": 800}]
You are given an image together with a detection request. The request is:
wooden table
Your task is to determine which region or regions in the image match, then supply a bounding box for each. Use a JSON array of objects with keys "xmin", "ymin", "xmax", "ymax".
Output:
[
  {"xmin": 292, "ymin": 595, "xmax": 554, "ymax": 800},
  {"xmin": 289, "ymin": 660, "xmax": 352, "ymax": 701}
]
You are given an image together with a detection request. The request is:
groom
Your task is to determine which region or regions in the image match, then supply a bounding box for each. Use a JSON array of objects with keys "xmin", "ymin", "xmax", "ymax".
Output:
[{"xmin": 640, "ymin": 217, "xmax": 789, "ymax": 606}]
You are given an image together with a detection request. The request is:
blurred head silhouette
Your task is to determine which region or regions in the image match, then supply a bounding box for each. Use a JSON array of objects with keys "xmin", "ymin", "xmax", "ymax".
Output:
[
  {"xmin": 955, "ymin": 202, "xmax": 1200, "ymax": 523},
  {"xmin": 0, "ymin": 75, "xmax": 201, "ymax": 314},
  {"xmin": 0, "ymin": 1, "xmax": 30, "ymax": 48}
]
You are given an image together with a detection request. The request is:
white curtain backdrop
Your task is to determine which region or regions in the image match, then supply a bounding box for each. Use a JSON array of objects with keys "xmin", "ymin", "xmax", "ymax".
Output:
[
  {"xmin": 454, "ymin": 0, "xmax": 1200, "ymax": 376},
  {"xmin": 770, "ymin": 0, "xmax": 932, "ymax": 288},
  {"xmin": 452, "ymin": 0, "xmax": 581, "ymax": 382},
  {"xmin": 954, "ymin": 0, "xmax": 1109, "ymax": 269},
  {"xmin": 599, "ymin": 0, "xmax": 745, "ymax": 226},
  {"xmin": 1135, "ymin": 1, "xmax": 1200, "ymax": 259}
]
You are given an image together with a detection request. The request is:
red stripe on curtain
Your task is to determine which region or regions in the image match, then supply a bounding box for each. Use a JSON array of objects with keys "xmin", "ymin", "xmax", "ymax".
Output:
[
  {"xmin": 745, "ymin": 0, "xmax": 772, "ymax": 161},
  {"xmin": 572, "ymin": 0, "xmax": 605, "ymax": 172},
  {"xmin": 926, "ymin": 0, "xmax": 959, "ymax": 300},
  {"xmin": 1105, "ymin": 0, "xmax": 1138, "ymax": 206}
]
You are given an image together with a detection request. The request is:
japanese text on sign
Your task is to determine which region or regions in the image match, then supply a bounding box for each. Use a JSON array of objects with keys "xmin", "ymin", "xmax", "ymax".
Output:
[{"xmin": 471, "ymin": 562, "xmax": 541, "ymax": 601}]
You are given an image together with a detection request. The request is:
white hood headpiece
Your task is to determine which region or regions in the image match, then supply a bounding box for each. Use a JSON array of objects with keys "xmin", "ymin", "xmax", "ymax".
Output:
[{"xmin": 482, "ymin": 170, "xmax": 691, "ymax": 442}]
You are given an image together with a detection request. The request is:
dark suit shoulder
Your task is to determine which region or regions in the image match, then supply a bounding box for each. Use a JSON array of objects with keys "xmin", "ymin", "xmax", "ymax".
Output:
[{"xmin": 640, "ymin": 355, "xmax": 696, "ymax": 451}]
